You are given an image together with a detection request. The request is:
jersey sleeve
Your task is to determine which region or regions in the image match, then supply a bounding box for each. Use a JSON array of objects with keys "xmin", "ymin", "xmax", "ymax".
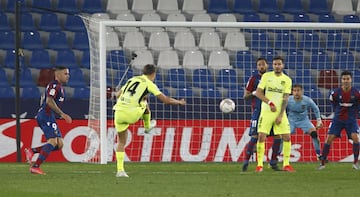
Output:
[
  {"xmin": 46, "ymin": 83, "xmax": 58, "ymax": 99},
  {"xmin": 306, "ymin": 96, "xmax": 321, "ymax": 119},
  {"xmin": 257, "ymin": 73, "xmax": 268, "ymax": 90},
  {"xmin": 147, "ymin": 80, "xmax": 162, "ymax": 96},
  {"xmin": 284, "ymin": 76, "xmax": 292, "ymax": 94},
  {"xmin": 245, "ymin": 76, "xmax": 256, "ymax": 92}
]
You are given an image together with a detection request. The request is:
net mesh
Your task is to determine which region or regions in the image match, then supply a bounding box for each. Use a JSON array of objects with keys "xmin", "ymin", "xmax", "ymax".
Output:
[{"xmin": 81, "ymin": 16, "xmax": 360, "ymax": 164}]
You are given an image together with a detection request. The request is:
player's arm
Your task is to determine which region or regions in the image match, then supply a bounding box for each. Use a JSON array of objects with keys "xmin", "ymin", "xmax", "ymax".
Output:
[
  {"xmin": 156, "ymin": 94, "xmax": 186, "ymax": 105},
  {"xmin": 308, "ymin": 98, "xmax": 323, "ymax": 128},
  {"xmin": 279, "ymin": 93, "xmax": 290, "ymax": 117},
  {"xmin": 46, "ymin": 97, "xmax": 72, "ymax": 123},
  {"xmin": 244, "ymin": 90, "xmax": 257, "ymax": 100},
  {"xmin": 113, "ymin": 89, "xmax": 122, "ymax": 99},
  {"xmin": 256, "ymin": 87, "xmax": 276, "ymax": 112},
  {"xmin": 244, "ymin": 77, "xmax": 256, "ymax": 100}
]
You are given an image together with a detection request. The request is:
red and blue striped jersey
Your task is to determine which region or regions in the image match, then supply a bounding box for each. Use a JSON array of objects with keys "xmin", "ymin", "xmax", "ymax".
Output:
[{"xmin": 329, "ymin": 87, "xmax": 360, "ymax": 121}]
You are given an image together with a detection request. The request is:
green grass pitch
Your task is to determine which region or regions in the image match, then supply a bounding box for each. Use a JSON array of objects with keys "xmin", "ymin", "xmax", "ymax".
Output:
[{"xmin": 0, "ymin": 162, "xmax": 358, "ymax": 197}]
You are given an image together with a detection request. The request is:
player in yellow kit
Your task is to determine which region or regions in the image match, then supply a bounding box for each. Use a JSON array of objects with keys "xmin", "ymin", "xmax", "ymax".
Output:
[
  {"xmin": 113, "ymin": 64, "xmax": 186, "ymax": 177},
  {"xmin": 254, "ymin": 56, "xmax": 294, "ymax": 172}
]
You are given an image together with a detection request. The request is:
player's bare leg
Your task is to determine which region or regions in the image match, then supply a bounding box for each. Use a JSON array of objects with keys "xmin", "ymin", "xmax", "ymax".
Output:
[{"xmin": 351, "ymin": 133, "xmax": 359, "ymax": 170}]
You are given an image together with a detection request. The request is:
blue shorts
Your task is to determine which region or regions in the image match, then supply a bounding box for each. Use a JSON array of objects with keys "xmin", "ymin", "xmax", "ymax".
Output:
[
  {"xmin": 36, "ymin": 113, "xmax": 62, "ymax": 139},
  {"xmin": 328, "ymin": 119, "xmax": 360, "ymax": 139},
  {"xmin": 289, "ymin": 119, "xmax": 315, "ymax": 134}
]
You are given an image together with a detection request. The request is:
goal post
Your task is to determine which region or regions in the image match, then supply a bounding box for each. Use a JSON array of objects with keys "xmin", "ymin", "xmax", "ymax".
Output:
[{"xmin": 80, "ymin": 16, "xmax": 360, "ymax": 164}]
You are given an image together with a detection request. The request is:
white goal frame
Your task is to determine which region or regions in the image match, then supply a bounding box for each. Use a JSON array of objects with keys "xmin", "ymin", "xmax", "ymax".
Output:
[{"xmin": 82, "ymin": 18, "xmax": 359, "ymax": 164}]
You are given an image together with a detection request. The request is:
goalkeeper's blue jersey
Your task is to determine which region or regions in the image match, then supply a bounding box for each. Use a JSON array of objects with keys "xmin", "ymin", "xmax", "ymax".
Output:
[{"xmin": 287, "ymin": 95, "xmax": 321, "ymax": 122}]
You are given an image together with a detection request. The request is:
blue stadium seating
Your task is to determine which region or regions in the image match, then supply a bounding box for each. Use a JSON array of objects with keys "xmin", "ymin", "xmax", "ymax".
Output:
[
  {"xmin": 235, "ymin": 50, "xmax": 254, "ymax": 69},
  {"xmin": 343, "ymin": 15, "xmax": 360, "ymax": 23},
  {"xmin": 298, "ymin": 33, "xmax": 320, "ymax": 51},
  {"xmin": 4, "ymin": 50, "xmax": 25, "ymax": 68},
  {"xmin": 20, "ymin": 13, "xmax": 36, "ymax": 31},
  {"xmin": 285, "ymin": 50, "xmax": 305, "ymax": 69},
  {"xmin": 243, "ymin": 13, "xmax": 261, "ymax": 22},
  {"xmin": 293, "ymin": 69, "xmax": 314, "ymax": 85},
  {"xmin": 268, "ymin": 13, "xmax": 286, "ymax": 22},
  {"xmin": 12, "ymin": 68, "xmax": 37, "ymax": 87},
  {"xmin": 293, "ymin": 13, "xmax": 311, "ymax": 22},
  {"xmin": 81, "ymin": 0, "xmax": 104, "ymax": 13},
  {"xmin": 166, "ymin": 68, "xmax": 187, "ymax": 88},
  {"xmin": 332, "ymin": 50, "xmax": 355, "ymax": 70},
  {"xmin": 0, "ymin": 31, "xmax": 15, "ymax": 50},
  {"xmin": 80, "ymin": 51, "xmax": 90, "ymax": 68},
  {"xmin": 232, "ymin": 0, "xmax": 255, "ymax": 14},
  {"xmin": 274, "ymin": 32, "xmax": 296, "ymax": 50},
  {"xmin": 260, "ymin": 49, "xmax": 278, "ymax": 63},
  {"xmin": 310, "ymin": 51, "xmax": 331, "ymax": 70},
  {"xmin": 192, "ymin": 68, "xmax": 214, "ymax": 89},
  {"xmin": 29, "ymin": 49, "xmax": 52, "ymax": 69},
  {"xmin": 227, "ymin": 87, "xmax": 244, "ymax": 99},
  {"xmin": 303, "ymin": 86, "xmax": 322, "ymax": 98},
  {"xmin": 258, "ymin": 0, "xmax": 280, "ymax": 14},
  {"xmin": 0, "ymin": 68, "xmax": 10, "ymax": 87},
  {"xmin": 216, "ymin": 69, "xmax": 237, "ymax": 89},
  {"xmin": 22, "ymin": 31, "xmax": 43, "ymax": 50},
  {"xmin": 73, "ymin": 87, "xmax": 90, "ymax": 99},
  {"xmin": 55, "ymin": 0, "xmax": 79, "ymax": 14},
  {"xmin": 250, "ymin": 32, "xmax": 271, "ymax": 50},
  {"xmin": 307, "ymin": 0, "xmax": 330, "ymax": 14},
  {"xmin": 282, "ymin": 0, "xmax": 304, "ymax": 14},
  {"xmin": 54, "ymin": 49, "xmax": 78, "ymax": 68},
  {"xmin": 318, "ymin": 14, "xmax": 335, "ymax": 23},
  {"xmin": 38, "ymin": 13, "xmax": 62, "ymax": 32},
  {"xmin": 47, "ymin": 31, "xmax": 69, "ymax": 50},
  {"xmin": 349, "ymin": 33, "xmax": 360, "ymax": 51},
  {"xmin": 207, "ymin": 0, "xmax": 230, "ymax": 14},
  {"xmin": 175, "ymin": 88, "xmax": 193, "ymax": 98},
  {"xmin": 325, "ymin": 33, "xmax": 347, "ymax": 49},
  {"xmin": 72, "ymin": 31, "xmax": 89, "ymax": 50},
  {"xmin": 0, "ymin": 12, "xmax": 11, "ymax": 31},
  {"xmin": 113, "ymin": 69, "xmax": 133, "ymax": 87},
  {"xmin": 22, "ymin": 86, "xmax": 41, "ymax": 99},
  {"xmin": 4, "ymin": 0, "xmax": 28, "ymax": 13},
  {"xmin": 0, "ymin": 86, "xmax": 15, "ymax": 98},
  {"xmin": 63, "ymin": 15, "xmax": 86, "ymax": 32},
  {"xmin": 106, "ymin": 50, "xmax": 128, "ymax": 70},
  {"xmin": 31, "ymin": 0, "xmax": 52, "ymax": 13},
  {"xmin": 67, "ymin": 68, "xmax": 86, "ymax": 87},
  {"xmin": 201, "ymin": 88, "xmax": 222, "ymax": 98}
]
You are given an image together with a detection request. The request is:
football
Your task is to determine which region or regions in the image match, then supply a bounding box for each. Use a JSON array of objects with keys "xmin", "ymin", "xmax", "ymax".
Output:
[{"xmin": 219, "ymin": 98, "xmax": 235, "ymax": 113}]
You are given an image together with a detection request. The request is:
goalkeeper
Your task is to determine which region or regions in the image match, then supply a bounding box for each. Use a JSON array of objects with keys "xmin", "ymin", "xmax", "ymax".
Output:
[
  {"xmin": 287, "ymin": 84, "xmax": 323, "ymax": 160},
  {"xmin": 113, "ymin": 64, "xmax": 186, "ymax": 178}
]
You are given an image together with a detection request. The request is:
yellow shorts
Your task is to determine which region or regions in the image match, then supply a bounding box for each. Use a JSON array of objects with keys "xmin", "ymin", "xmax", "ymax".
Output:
[
  {"xmin": 257, "ymin": 112, "xmax": 290, "ymax": 135},
  {"xmin": 114, "ymin": 106, "xmax": 146, "ymax": 132}
]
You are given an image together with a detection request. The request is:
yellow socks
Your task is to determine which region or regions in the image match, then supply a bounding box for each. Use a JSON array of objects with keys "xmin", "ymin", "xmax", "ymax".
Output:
[
  {"xmin": 256, "ymin": 142, "xmax": 265, "ymax": 167},
  {"xmin": 116, "ymin": 151, "xmax": 125, "ymax": 172},
  {"xmin": 143, "ymin": 113, "xmax": 151, "ymax": 129},
  {"xmin": 283, "ymin": 141, "xmax": 291, "ymax": 166}
]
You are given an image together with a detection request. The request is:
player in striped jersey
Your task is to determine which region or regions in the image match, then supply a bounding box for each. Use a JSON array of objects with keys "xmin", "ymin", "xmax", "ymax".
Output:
[{"xmin": 318, "ymin": 70, "xmax": 360, "ymax": 170}]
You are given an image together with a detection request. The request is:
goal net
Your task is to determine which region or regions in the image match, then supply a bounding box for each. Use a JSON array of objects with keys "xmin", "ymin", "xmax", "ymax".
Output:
[{"xmin": 80, "ymin": 16, "xmax": 360, "ymax": 164}]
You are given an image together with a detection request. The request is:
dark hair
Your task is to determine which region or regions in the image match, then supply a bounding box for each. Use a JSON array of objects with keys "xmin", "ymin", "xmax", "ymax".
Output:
[
  {"xmin": 272, "ymin": 56, "xmax": 284, "ymax": 63},
  {"xmin": 292, "ymin": 84, "xmax": 303, "ymax": 89},
  {"xmin": 341, "ymin": 70, "xmax": 352, "ymax": 78},
  {"xmin": 53, "ymin": 66, "xmax": 68, "ymax": 71},
  {"xmin": 256, "ymin": 57, "xmax": 267, "ymax": 64},
  {"xmin": 142, "ymin": 64, "xmax": 156, "ymax": 75}
]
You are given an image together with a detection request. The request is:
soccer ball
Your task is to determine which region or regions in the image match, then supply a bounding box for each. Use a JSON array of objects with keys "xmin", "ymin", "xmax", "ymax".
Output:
[{"xmin": 219, "ymin": 98, "xmax": 235, "ymax": 113}]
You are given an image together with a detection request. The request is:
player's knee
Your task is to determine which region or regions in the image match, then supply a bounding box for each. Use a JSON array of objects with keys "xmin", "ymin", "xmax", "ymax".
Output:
[{"xmin": 310, "ymin": 131, "xmax": 318, "ymax": 139}]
